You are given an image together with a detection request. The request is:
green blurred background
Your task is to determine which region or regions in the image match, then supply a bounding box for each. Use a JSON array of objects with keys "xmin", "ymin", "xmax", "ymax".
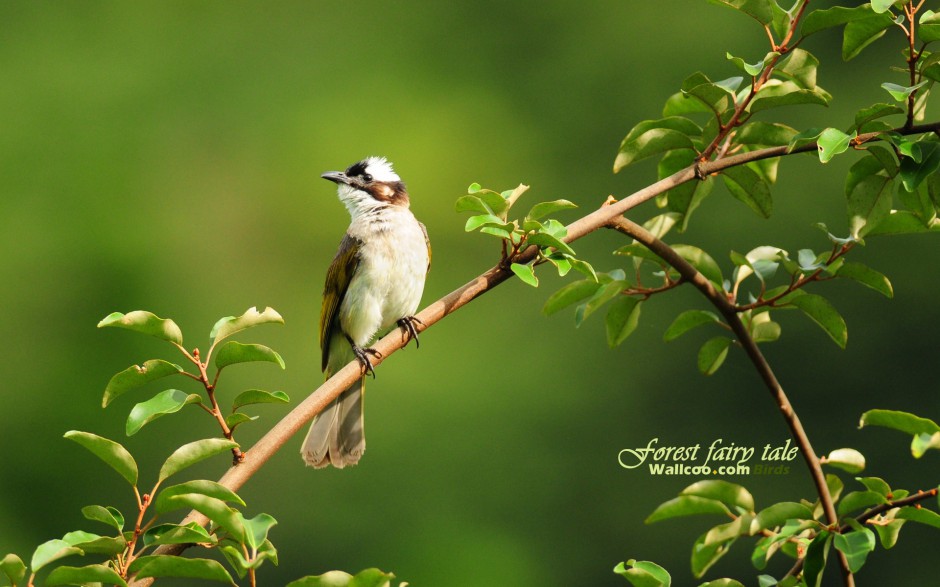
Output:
[{"xmin": 1, "ymin": 1, "xmax": 938, "ymax": 585}]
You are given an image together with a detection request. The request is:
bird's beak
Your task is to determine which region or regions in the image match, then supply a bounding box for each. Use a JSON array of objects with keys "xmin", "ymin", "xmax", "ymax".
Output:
[{"xmin": 321, "ymin": 171, "xmax": 351, "ymax": 185}]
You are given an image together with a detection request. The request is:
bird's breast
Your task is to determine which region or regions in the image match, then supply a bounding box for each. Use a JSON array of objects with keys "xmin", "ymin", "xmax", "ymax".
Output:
[{"xmin": 340, "ymin": 211, "xmax": 429, "ymax": 341}]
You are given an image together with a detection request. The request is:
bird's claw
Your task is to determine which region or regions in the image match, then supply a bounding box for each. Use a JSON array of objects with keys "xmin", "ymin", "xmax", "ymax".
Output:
[
  {"xmin": 352, "ymin": 345, "xmax": 382, "ymax": 378},
  {"xmin": 398, "ymin": 315, "xmax": 424, "ymax": 348}
]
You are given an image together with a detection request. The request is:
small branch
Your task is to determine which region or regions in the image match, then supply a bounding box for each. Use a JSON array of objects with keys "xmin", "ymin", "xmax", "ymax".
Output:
[{"xmin": 605, "ymin": 214, "xmax": 853, "ymax": 587}]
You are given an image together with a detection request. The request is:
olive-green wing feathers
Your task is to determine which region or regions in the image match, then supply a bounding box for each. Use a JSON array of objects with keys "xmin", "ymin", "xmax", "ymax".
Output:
[
  {"xmin": 320, "ymin": 234, "xmax": 362, "ymax": 371},
  {"xmin": 420, "ymin": 221, "xmax": 431, "ymax": 273}
]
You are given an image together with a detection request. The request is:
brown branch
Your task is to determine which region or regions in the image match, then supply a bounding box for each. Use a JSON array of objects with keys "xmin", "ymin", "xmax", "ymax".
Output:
[
  {"xmin": 128, "ymin": 118, "xmax": 940, "ymax": 586},
  {"xmin": 605, "ymin": 214, "xmax": 854, "ymax": 587}
]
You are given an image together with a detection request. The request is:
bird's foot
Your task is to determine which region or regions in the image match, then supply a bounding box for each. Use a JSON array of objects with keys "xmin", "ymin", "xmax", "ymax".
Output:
[
  {"xmin": 352, "ymin": 345, "xmax": 382, "ymax": 378},
  {"xmin": 397, "ymin": 315, "xmax": 424, "ymax": 348}
]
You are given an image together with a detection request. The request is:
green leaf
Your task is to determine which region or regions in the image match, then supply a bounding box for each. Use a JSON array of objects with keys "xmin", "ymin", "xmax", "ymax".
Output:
[
  {"xmin": 843, "ymin": 10, "xmax": 894, "ymax": 60},
  {"xmin": 46, "ymin": 564, "xmax": 128, "ymax": 587},
  {"xmin": 699, "ymin": 580, "xmax": 745, "ymax": 587},
  {"xmin": 102, "ymin": 359, "xmax": 184, "ymax": 408},
  {"xmin": 727, "ymin": 51, "xmax": 777, "ymax": 77},
  {"xmin": 467, "ymin": 182, "xmax": 482, "ymax": 193},
  {"xmin": 777, "ymin": 49, "xmax": 818, "ymax": 89},
  {"xmin": 900, "ymin": 140, "xmax": 940, "ymax": 191},
  {"xmin": 126, "ymin": 389, "xmax": 202, "ymax": 436},
  {"xmin": 735, "ymin": 122, "xmax": 797, "ymax": 147},
  {"xmin": 61, "ymin": 530, "xmax": 126, "ymax": 556},
  {"xmin": 154, "ymin": 480, "xmax": 246, "ymax": 515},
  {"xmin": 160, "ymin": 494, "xmax": 245, "ymax": 542},
  {"xmin": 664, "ymin": 310, "xmax": 721, "ymax": 341},
  {"xmin": 802, "ymin": 5, "xmax": 870, "ymax": 36},
  {"xmin": 144, "ymin": 523, "xmax": 217, "ymax": 547},
  {"xmin": 510, "ymin": 263, "xmax": 538, "ymax": 287},
  {"xmin": 605, "ymin": 297, "xmax": 642, "ymax": 348},
  {"xmin": 526, "ymin": 199, "xmax": 577, "ymax": 221},
  {"xmin": 857, "ymin": 476, "xmax": 892, "ymax": 496},
  {"xmin": 672, "ymin": 245, "xmax": 724, "ymax": 286},
  {"xmin": 30, "ymin": 540, "xmax": 83, "ymax": 574},
  {"xmin": 833, "ymin": 527, "xmax": 876, "ymax": 573},
  {"xmin": 454, "ymin": 195, "xmax": 489, "ymax": 214},
  {"xmin": 691, "ymin": 531, "xmax": 734, "ymax": 579},
  {"xmin": 209, "ymin": 306, "xmax": 284, "ymax": 344},
  {"xmin": 613, "ymin": 559, "xmax": 672, "ymax": 587},
  {"xmin": 896, "ymin": 506, "xmax": 940, "ymax": 529},
  {"xmin": 526, "ymin": 232, "xmax": 575, "ymax": 256},
  {"xmin": 836, "ymin": 262, "xmax": 893, "ymax": 297},
  {"xmin": 681, "ymin": 480, "xmax": 755, "ymax": 512},
  {"xmin": 920, "ymin": 9, "xmax": 940, "ymax": 42},
  {"xmin": 748, "ymin": 81, "xmax": 830, "ymax": 114},
  {"xmin": 81, "ymin": 505, "xmax": 124, "ymax": 531},
  {"xmin": 645, "ymin": 495, "xmax": 730, "ymax": 524},
  {"xmin": 706, "ymin": 0, "xmax": 773, "ymax": 24},
  {"xmin": 816, "ymin": 128, "xmax": 856, "ymax": 163},
  {"xmin": 870, "ymin": 0, "xmax": 896, "ymax": 14},
  {"xmin": 787, "ymin": 294, "xmax": 847, "ymax": 348},
  {"xmin": 578, "ymin": 279, "xmax": 627, "ymax": 325},
  {"xmin": 821, "ymin": 448, "xmax": 865, "ymax": 473},
  {"xmin": 837, "ymin": 491, "xmax": 887, "ymax": 517},
  {"xmin": 753, "ymin": 502, "xmax": 813, "ymax": 532},
  {"xmin": 662, "ymin": 91, "xmax": 714, "ymax": 117},
  {"xmin": 158, "ymin": 438, "xmax": 239, "ymax": 483},
  {"xmin": 912, "ymin": 431, "xmax": 940, "ymax": 457},
  {"xmin": 287, "ymin": 569, "xmax": 397, "ymax": 587},
  {"xmin": 478, "ymin": 191, "xmax": 509, "ymax": 216},
  {"xmin": 569, "ymin": 258, "xmax": 598, "ymax": 281},
  {"xmin": 698, "ymin": 337, "xmax": 732, "ymax": 375},
  {"xmin": 846, "ymin": 161, "xmax": 893, "ymax": 239},
  {"xmin": 464, "ymin": 213, "xmax": 509, "ymax": 232},
  {"xmin": 240, "ymin": 513, "xmax": 278, "ymax": 550},
  {"xmin": 859, "ymin": 409, "xmax": 940, "ymax": 435},
  {"xmin": 682, "ymin": 77, "xmax": 740, "ymax": 112},
  {"xmin": 0, "ymin": 554, "xmax": 26, "ymax": 586},
  {"xmin": 720, "ymin": 165, "xmax": 772, "ymax": 218},
  {"xmin": 63, "ymin": 431, "xmax": 138, "ymax": 486},
  {"xmin": 129, "ymin": 556, "xmax": 236, "ymax": 585},
  {"xmin": 543, "ymin": 280, "xmax": 602, "ymax": 316},
  {"xmin": 215, "ymin": 341, "xmax": 285, "ymax": 370},
  {"xmin": 231, "ymin": 389, "xmax": 290, "ymax": 411},
  {"xmin": 854, "ymin": 103, "xmax": 904, "ymax": 131},
  {"xmin": 882, "ymin": 80, "xmax": 929, "ymax": 103},
  {"xmin": 614, "ymin": 117, "xmax": 701, "ymax": 172},
  {"xmin": 864, "ymin": 210, "xmax": 940, "ymax": 236},
  {"xmin": 97, "ymin": 310, "xmax": 183, "ymax": 345},
  {"xmin": 803, "ymin": 530, "xmax": 831, "ymax": 587},
  {"xmin": 225, "ymin": 412, "xmax": 258, "ymax": 430}
]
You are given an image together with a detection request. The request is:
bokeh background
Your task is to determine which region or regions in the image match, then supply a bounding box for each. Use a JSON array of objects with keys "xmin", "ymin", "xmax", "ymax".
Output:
[{"xmin": 1, "ymin": 1, "xmax": 937, "ymax": 585}]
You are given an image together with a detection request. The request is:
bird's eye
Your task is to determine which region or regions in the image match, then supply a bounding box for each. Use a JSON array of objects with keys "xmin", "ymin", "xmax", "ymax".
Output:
[{"xmin": 362, "ymin": 173, "xmax": 373, "ymax": 182}]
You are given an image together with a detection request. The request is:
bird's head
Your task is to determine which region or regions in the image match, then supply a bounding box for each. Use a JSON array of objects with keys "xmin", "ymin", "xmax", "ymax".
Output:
[{"xmin": 321, "ymin": 157, "xmax": 409, "ymax": 218}]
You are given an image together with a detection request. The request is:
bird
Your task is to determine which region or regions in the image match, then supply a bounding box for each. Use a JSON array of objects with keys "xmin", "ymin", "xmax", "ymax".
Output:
[{"xmin": 301, "ymin": 156, "xmax": 431, "ymax": 468}]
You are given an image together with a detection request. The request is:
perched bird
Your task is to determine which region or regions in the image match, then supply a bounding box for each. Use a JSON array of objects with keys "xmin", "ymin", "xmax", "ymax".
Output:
[{"xmin": 302, "ymin": 156, "xmax": 431, "ymax": 468}]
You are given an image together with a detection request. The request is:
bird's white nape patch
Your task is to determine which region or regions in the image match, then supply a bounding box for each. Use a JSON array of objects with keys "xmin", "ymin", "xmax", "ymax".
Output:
[{"xmin": 362, "ymin": 156, "xmax": 400, "ymax": 182}]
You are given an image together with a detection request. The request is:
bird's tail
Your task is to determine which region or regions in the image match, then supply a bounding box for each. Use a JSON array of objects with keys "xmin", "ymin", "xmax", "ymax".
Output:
[{"xmin": 301, "ymin": 375, "xmax": 365, "ymax": 468}]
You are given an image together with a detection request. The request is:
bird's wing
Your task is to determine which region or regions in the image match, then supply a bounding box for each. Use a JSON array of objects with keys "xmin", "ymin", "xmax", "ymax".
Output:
[
  {"xmin": 420, "ymin": 221, "xmax": 431, "ymax": 273},
  {"xmin": 320, "ymin": 233, "xmax": 362, "ymax": 372}
]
